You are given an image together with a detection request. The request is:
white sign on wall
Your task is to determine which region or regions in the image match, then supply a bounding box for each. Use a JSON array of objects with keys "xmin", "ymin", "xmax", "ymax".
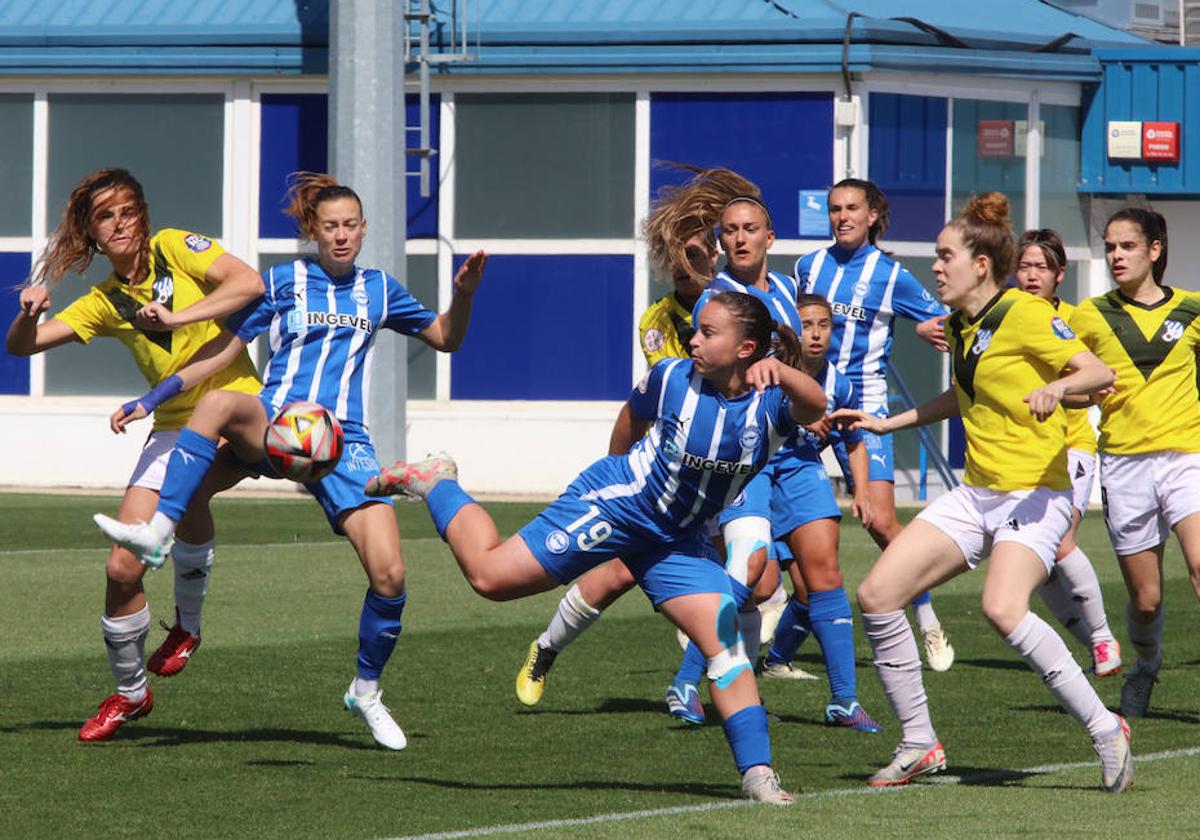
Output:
[{"xmin": 1107, "ymin": 121, "xmax": 1142, "ymax": 159}]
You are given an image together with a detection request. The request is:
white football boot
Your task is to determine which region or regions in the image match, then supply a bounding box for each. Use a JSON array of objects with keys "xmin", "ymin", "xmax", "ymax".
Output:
[{"xmin": 93, "ymin": 514, "xmax": 173, "ymax": 569}]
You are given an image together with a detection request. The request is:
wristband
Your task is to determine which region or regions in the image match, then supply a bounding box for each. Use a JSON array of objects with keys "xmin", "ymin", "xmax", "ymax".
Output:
[{"xmin": 122, "ymin": 374, "xmax": 183, "ymax": 417}]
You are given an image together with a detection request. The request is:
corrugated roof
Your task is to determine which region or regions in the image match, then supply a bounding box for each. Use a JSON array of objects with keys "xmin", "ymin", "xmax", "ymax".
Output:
[{"xmin": 0, "ymin": 0, "xmax": 1151, "ymax": 78}]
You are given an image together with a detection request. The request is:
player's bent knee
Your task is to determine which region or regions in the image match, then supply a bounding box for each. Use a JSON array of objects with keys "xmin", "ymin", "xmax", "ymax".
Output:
[
  {"xmin": 707, "ymin": 648, "xmax": 752, "ymax": 691},
  {"xmin": 979, "ymin": 596, "xmax": 1024, "ymax": 636},
  {"xmin": 105, "ymin": 549, "xmax": 146, "ymax": 587}
]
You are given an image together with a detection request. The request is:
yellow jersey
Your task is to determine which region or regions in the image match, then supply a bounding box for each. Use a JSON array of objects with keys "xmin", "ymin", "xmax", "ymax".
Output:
[
  {"xmin": 55, "ymin": 228, "xmax": 261, "ymax": 432},
  {"xmin": 1070, "ymin": 287, "xmax": 1200, "ymax": 456},
  {"xmin": 1055, "ymin": 300, "xmax": 1098, "ymax": 454},
  {"xmin": 638, "ymin": 293, "xmax": 694, "ymax": 367},
  {"xmin": 946, "ymin": 288, "xmax": 1087, "ymax": 492}
]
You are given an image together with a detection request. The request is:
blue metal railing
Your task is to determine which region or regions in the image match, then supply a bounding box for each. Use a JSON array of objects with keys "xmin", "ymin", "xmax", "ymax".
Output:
[{"xmin": 888, "ymin": 369, "xmax": 959, "ymax": 500}]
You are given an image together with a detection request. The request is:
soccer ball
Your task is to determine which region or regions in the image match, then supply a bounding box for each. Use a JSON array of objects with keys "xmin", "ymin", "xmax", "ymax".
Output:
[{"xmin": 263, "ymin": 401, "xmax": 344, "ymax": 483}]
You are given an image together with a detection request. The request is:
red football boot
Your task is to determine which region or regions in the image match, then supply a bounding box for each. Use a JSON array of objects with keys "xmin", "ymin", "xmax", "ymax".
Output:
[
  {"xmin": 79, "ymin": 690, "xmax": 154, "ymax": 742},
  {"xmin": 147, "ymin": 609, "xmax": 201, "ymax": 677}
]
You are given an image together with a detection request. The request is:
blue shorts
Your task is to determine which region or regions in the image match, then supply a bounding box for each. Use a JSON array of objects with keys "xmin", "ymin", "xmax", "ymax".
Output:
[
  {"xmin": 831, "ymin": 404, "xmax": 893, "ymax": 488},
  {"xmin": 717, "ymin": 466, "xmax": 773, "ymax": 527},
  {"xmin": 255, "ymin": 398, "xmax": 392, "ymax": 534},
  {"xmin": 518, "ymin": 482, "xmax": 731, "ymax": 607},
  {"xmin": 769, "ymin": 452, "xmax": 841, "ymax": 538}
]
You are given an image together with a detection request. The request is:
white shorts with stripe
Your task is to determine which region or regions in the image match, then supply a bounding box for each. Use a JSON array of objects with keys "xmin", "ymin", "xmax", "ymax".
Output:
[
  {"xmin": 1099, "ymin": 450, "xmax": 1200, "ymax": 555},
  {"xmin": 127, "ymin": 430, "xmax": 180, "ymax": 492},
  {"xmin": 1068, "ymin": 448, "xmax": 1097, "ymax": 517}
]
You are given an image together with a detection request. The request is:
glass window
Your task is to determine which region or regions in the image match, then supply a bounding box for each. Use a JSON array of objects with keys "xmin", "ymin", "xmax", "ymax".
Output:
[
  {"xmin": 47, "ymin": 94, "xmax": 224, "ymax": 234},
  {"xmin": 258, "ymin": 94, "xmax": 439, "ymax": 240},
  {"xmin": 869, "ymin": 93, "xmax": 947, "ymax": 242},
  {"xmin": 454, "ymin": 94, "xmax": 634, "ymax": 239},
  {"xmin": 951, "ymin": 99, "xmax": 1026, "ymax": 233},
  {"xmin": 1041, "ymin": 105, "xmax": 1087, "ymax": 247},
  {"xmin": 0, "ymin": 95, "xmax": 33, "ymax": 236},
  {"xmin": 255, "ymin": 253, "xmax": 435, "ymax": 399},
  {"xmin": 0, "ymin": 252, "xmax": 33, "ymax": 394},
  {"xmin": 44, "ymin": 94, "xmax": 226, "ymax": 395},
  {"xmin": 451, "ymin": 254, "xmax": 633, "ymax": 399},
  {"xmin": 649, "ymin": 92, "xmax": 834, "ymax": 239}
]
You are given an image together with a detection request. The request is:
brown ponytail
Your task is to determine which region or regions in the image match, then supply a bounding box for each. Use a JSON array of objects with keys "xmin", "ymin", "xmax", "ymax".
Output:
[
  {"xmin": 948, "ymin": 192, "xmax": 1015, "ymax": 282},
  {"xmin": 283, "ymin": 171, "xmax": 363, "ymax": 240},
  {"xmin": 32, "ymin": 168, "xmax": 150, "ymax": 287}
]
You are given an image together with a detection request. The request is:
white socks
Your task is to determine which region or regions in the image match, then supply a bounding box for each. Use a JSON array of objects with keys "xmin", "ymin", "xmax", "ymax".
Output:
[
  {"xmin": 863, "ymin": 610, "xmax": 937, "ymax": 748},
  {"xmin": 1005, "ymin": 611, "xmax": 1114, "ymax": 739},
  {"xmin": 912, "ymin": 600, "xmax": 938, "ymax": 632},
  {"xmin": 172, "ymin": 538, "xmax": 214, "ymax": 636},
  {"xmin": 1040, "ymin": 548, "xmax": 1115, "ymax": 647},
  {"xmin": 538, "ymin": 584, "xmax": 602, "ymax": 652},
  {"xmin": 1125, "ymin": 602, "xmax": 1164, "ymax": 670},
  {"xmin": 353, "ymin": 676, "xmax": 380, "ymax": 697},
  {"xmin": 101, "ymin": 606, "xmax": 150, "ymax": 702}
]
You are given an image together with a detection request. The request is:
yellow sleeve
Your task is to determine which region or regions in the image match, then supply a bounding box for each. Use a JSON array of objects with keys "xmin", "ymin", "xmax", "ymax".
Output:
[
  {"xmin": 638, "ymin": 300, "xmax": 673, "ymax": 367},
  {"xmin": 1020, "ymin": 296, "xmax": 1089, "ymax": 371},
  {"xmin": 155, "ymin": 229, "xmax": 226, "ymax": 283},
  {"xmin": 53, "ymin": 286, "xmax": 115, "ymax": 344}
]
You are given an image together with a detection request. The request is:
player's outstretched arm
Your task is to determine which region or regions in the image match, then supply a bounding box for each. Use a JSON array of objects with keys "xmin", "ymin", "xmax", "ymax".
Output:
[
  {"xmin": 845, "ymin": 439, "xmax": 874, "ymax": 529},
  {"xmin": 1024, "ymin": 350, "xmax": 1113, "ymax": 422},
  {"xmin": 419, "ymin": 250, "xmax": 488, "ymax": 351},
  {"xmin": 109, "ymin": 330, "xmax": 248, "ymax": 433},
  {"xmin": 137, "ymin": 253, "xmax": 265, "ymax": 331},
  {"xmin": 833, "ymin": 386, "xmax": 959, "ymax": 435},
  {"xmin": 5, "ymin": 285, "xmax": 78, "ymax": 356}
]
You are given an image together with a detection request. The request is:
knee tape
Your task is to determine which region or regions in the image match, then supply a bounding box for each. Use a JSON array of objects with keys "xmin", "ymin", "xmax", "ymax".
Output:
[
  {"xmin": 722, "ymin": 516, "xmax": 770, "ymax": 587},
  {"xmin": 707, "ymin": 593, "xmax": 750, "ymax": 689}
]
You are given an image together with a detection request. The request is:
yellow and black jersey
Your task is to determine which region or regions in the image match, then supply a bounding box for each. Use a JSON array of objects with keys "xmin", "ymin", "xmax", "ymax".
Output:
[
  {"xmin": 1055, "ymin": 300, "xmax": 1098, "ymax": 454},
  {"xmin": 638, "ymin": 293, "xmax": 694, "ymax": 367},
  {"xmin": 947, "ymin": 288, "xmax": 1088, "ymax": 492},
  {"xmin": 1070, "ymin": 286, "xmax": 1200, "ymax": 456},
  {"xmin": 54, "ymin": 228, "xmax": 260, "ymax": 432}
]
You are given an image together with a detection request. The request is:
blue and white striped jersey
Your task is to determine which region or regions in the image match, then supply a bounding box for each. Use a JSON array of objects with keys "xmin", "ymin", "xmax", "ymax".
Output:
[
  {"xmin": 796, "ymin": 243, "xmax": 945, "ymax": 409},
  {"xmin": 584, "ymin": 358, "xmax": 795, "ymax": 534},
  {"xmin": 693, "ymin": 269, "xmax": 802, "ymax": 335},
  {"xmin": 226, "ymin": 258, "xmax": 436, "ymax": 432}
]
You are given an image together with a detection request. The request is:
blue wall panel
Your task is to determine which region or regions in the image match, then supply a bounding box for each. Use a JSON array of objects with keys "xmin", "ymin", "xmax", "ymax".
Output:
[
  {"xmin": 868, "ymin": 93, "xmax": 947, "ymax": 242},
  {"xmin": 450, "ymin": 254, "xmax": 633, "ymax": 400},
  {"xmin": 649, "ymin": 93, "xmax": 834, "ymax": 239},
  {"xmin": 1082, "ymin": 50, "xmax": 1200, "ymax": 194},
  {"xmin": 259, "ymin": 93, "xmax": 439, "ymax": 238},
  {"xmin": 0, "ymin": 252, "xmax": 32, "ymax": 394}
]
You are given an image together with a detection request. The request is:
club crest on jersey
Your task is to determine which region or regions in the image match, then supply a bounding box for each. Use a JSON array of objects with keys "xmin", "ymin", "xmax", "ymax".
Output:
[
  {"xmin": 853, "ymin": 280, "xmax": 871, "ymax": 298},
  {"xmin": 643, "ymin": 328, "xmax": 665, "ymax": 353},
  {"xmin": 351, "ymin": 288, "xmax": 370, "ymax": 306},
  {"xmin": 151, "ymin": 275, "xmax": 174, "ymax": 305},
  {"xmin": 662, "ymin": 438, "xmax": 683, "ymax": 460},
  {"xmin": 1162, "ymin": 319, "xmax": 1184, "ymax": 343},
  {"xmin": 184, "ymin": 234, "xmax": 212, "ymax": 253},
  {"xmin": 739, "ymin": 427, "xmax": 761, "ymax": 449},
  {"xmin": 287, "ymin": 308, "xmax": 305, "ymax": 331},
  {"xmin": 545, "ymin": 530, "xmax": 570, "ymax": 555},
  {"xmin": 971, "ymin": 329, "xmax": 993, "ymax": 356},
  {"xmin": 1050, "ymin": 317, "xmax": 1075, "ymax": 340}
]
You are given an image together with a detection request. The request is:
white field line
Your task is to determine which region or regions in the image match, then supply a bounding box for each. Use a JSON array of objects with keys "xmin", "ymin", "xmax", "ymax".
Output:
[
  {"xmin": 381, "ymin": 746, "xmax": 1200, "ymax": 840},
  {"xmin": 0, "ymin": 538, "xmax": 445, "ymax": 558}
]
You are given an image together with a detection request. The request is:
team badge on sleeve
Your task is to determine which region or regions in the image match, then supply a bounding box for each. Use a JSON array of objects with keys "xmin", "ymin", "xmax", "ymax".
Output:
[
  {"xmin": 1050, "ymin": 316, "xmax": 1076, "ymax": 340},
  {"xmin": 643, "ymin": 328, "xmax": 665, "ymax": 353},
  {"xmin": 184, "ymin": 234, "xmax": 213, "ymax": 253},
  {"xmin": 545, "ymin": 530, "xmax": 570, "ymax": 555}
]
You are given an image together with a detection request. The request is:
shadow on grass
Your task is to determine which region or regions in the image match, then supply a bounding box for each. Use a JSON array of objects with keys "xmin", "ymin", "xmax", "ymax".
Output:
[
  {"xmin": 2, "ymin": 720, "xmax": 382, "ymax": 750},
  {"xmin": 349, "ymin": 773, "xmax": 737, "ymax": 799},
  {"xmin": 953, "ymin": 657, "xmax": 1029, "ymax": 672},
  {"xmin": 838, "ymin": 765, "xmax": 1098, "ymax": 791},
  {"xmin": 516, "ymin": 697, "xmax": 666, "ymax": 716}
]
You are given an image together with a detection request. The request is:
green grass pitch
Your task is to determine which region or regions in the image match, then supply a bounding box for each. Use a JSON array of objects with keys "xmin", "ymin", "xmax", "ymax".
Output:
[{"xmin": 2, "ymin": 492, "xmax": 1199, "ymax": 839}]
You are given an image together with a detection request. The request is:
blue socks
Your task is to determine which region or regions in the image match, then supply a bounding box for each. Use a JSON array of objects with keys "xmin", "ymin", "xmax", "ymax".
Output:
[
  {"xmin": 426, "ymin": 480, "xmax": 474, "ymax": 539},
  {"xmin": 766, "ymin": 597, "xmax": 811, "ymax": 667},
  {"xmin": 809, "ymin": 587, "xmax": 857, "ymax": 700},
  {"xmin": 722, "ymin": 705, "xmax": 771, "ymax": 774},
  {"xmin": 356, "ymin": 590, "xmax": 407, "ymax": 679},
  {"xmin": 674, "ymin": 578, "xmax": 753, "ymax": 687},
  {"xmin": 158, "ymin": 429, "xmax": 217, "ymax": 521}
]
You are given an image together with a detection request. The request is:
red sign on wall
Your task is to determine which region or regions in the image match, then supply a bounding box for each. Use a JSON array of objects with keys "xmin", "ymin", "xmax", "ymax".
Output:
[
  {"xmin": 977, "ymin": 120, "xmax": 1014, "ymax": 158},
  {"xmin": 1142, "ymin": 122, "xmax": 1180, "ymax": 162}
]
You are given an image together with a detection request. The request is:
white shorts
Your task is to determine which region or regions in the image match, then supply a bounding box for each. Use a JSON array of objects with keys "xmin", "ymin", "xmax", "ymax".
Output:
[
  {"xmin": 127, "ymin": 430, "xmax": 180, "ymax": 492},
  {"xmin": 1068, "ymin": 449, "xmax": 1096, "ymax": 517},
  {"xmin": 1099, "ymin": 450, "xmax": 1200, "ymax": 555},
  {"xmin": 916, "ymin": 484, "xmax": 1073, "ymax": 575}
]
